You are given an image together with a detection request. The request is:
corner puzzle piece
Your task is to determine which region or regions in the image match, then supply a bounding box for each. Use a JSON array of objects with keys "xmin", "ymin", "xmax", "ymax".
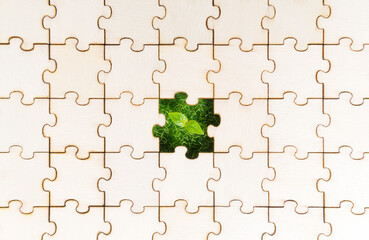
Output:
[
  {"xmin": 209, "ymin": 201, "xmax": 275, "ymax": 240},
  {"xmin": 155, "ymin": 200, "xmax": 220, "ymax": 240},
  {"xmin": 318, "ymin": 147, "xmax": 369, "ymax": 214},
  {"xmin": 0, "ymin": 93, "xmax": 55, "ymax": 158},
  {"xmin": 153, "ymin": 92, "xmax": 220, "ymax": 159},
  {"xmin": 153, "ymin": 0, "xmax": 218, "ymax": 49},
  {"xmin": 264, "ymin": 147, "xmax": 329, "ymax": 213},
  {"xmin": 322, "ymin": 202, "xmax": 369, "ymax": 240},
  {"xmin": 262, "ymin": 0, "xmax": 329, "ymax": 49},
  {"xmin": 265, "ymin": 38, "xmax": 328, "ymax": 104},
  {"xmin": 0, "ymin": 202, "xmax": 54, "ymax": 240},
  {"xmin": 318, "ymin": 0, "xmax": 369, "ymax": 49},
  {"xmin": 0, "ymin": 38, "xmax": 54, "ymax": 104},
  {"xmin": 44, "ymin": 201, "xmax": 110, "ymax": 240},
  {"xmin": 44, "ymin": 0, "xmax": 110, "ymax": 50},
  {"xmin": 44, "ymin": 39, "xmax": 109, "ymax": 104},
  {"xmin": 318, "ymin": 93, "xmax": 369, "ymax": 159},
  {"xmin": 153, "ymin": 147, "xmax": 219, "ymax": 213},
  {"xmin": 208, "ymin": 147, "xmax": 273, "ymax": 212},
  {"xmin": 208, "ymin": 93, "xmax": 274, "ymax": 158},
  {"xmin": 263, "ymin": 93, "xmax": 329, "ymax": 158},
  {"xmin": 99, "ymin": 0, "xmax": 165, "ymax": 49},
  {"xmin": 208, "ymin": 0, "xmax": 272, "ymax": 49},
  {"xmin": 44, "ymin": 147, "xmax": 109, "ymax": 212},
  {"xmin": 99, "ymin": 93, "xmax": 165, "ymax": 158},
  {"xmin": 318, "ymin": 39, "xmax": 369, "ymax": 104},
  {"xmin": 101, "ymin": 202, "xmax": 165, "ymax": 240},
  {"xmin": 0, "ymin": 147, "xmax": 55, "ymax": 213},
  {"xmin": 99, "ymin": 147, "xmax": 164, "ymax": 212},
  {"xmin": 265, "ymin": 201, "xmax": 331, "ymax": 240},
  {"xmin": 45, "ymin": 93, "xmax": 109, "ymax": 159},
  {"xmin": 101, "ymin": 40, "xmax": 164, "ymax": 103},
  {"xmin": 0, "ymin": 0, "xmax": 54, "ymax": 49},
  {"xmin": 154, "ymin": 38, "xmax": 218, "ymax": 105},
  {"xmin": 208, "ymin": 39, "xmax": 273, "ymax": 104}
]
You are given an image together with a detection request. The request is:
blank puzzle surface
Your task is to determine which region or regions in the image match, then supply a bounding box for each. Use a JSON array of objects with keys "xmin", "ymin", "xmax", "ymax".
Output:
[{"xmin": 1, "ymin": 0, "xmax": 369, "ymax": 239}]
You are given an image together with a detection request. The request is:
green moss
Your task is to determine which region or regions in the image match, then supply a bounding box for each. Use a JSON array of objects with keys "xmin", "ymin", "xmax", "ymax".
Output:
[{"xmin": 153, "ymin": 92, "xmax": 220, "ymax": 159}]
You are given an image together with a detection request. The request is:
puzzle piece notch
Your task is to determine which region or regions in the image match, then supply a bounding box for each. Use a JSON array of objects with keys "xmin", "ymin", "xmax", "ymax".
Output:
[
  {"xmin": 208, "ymin": 147, "xmax": 273, "ymax": 212},
  {"xmin": 44, "ymin": 200, "xmax": 110, "ymax": 240},
  {"xmin": 101, "ymin": 201, "xmax": 165, "ymax": 240},
  {"xmin": 265, "ymin": 201, "xmax": 331, "ymax": 240},
  {"xmin": 99, "ymin": 92, "xmax": 165, "ymax": 158},
  {"xmin": 317, "ymin": 92, "xmax": 369, "ymax": 159},
  {"xmin": 0, "ymin": 201, "xmax": 55, "ymax": 239},
  {"xmin": 263, "ymin": 146, "xmax": 329, "ymax": 213},
  {"xmin": 100, "ymin": 39, "xmax": 164, "ymax": 104},
  {"xmin": 43, "ymin": 0, "xmax": 111, "ymax": 50},
  {"xmin": 0, "ymin": 146, "xmax": 55, "ymax": 213},
  {"xmin": 99, "ymin": 146, "xmax": 165, "ymax": 212},
  {"xmin": 263, "ymin": 92, "xmax": 329, "ymax": 159},
  {"xmin": 153, "ymin": 147, "xmax": 220, "ymax": 213},
  {"xmin": 44, "ymin": 38, "xmax": 110, "ymax": 104},
  {"xmin": 208, "ymin": 38, "xmax": 273, "ymax": 104},
  {"xmin": 99, "ymin": 0, "xmax": 165, "ymax": 49},
  {"xmin": 154, "ymin": 38, "xmax": 219, "ymax": 105},
  {"xmin": 318, "ymin": 147, "xmax": 369, "ymax": 214},
  {"xmin": 155, "ymin": 200, "xmax": 220, "ymax": 240},
  {"xmin": 153, "ymin": 0, "xmax": 219, "ymax": 50},
  {"xmin": 0, "ymin": 38, "xmax": 55, "ymax": 104},
  {"xmin": 0, "ymin": 92, "xmax": 55, "ymax": 158},
  {"xmin": 262, "ymin": 0, "xmax": 330, "ymax": 49},
  {"xmin": 43, "ymin": 146, "xmax": 110, "ymax": 212},
  {"xmin": 208, "ymin": 0, "xmax": 273, "ymax": 49},
  {"xmin": 209, "ymin": 201, "xmax": 275, "ymax": 240},
  {"xmin": 208, "ymin": 93, "xmax": 274, "ymax": 158},
  {"xmin": 264, "ymin": 38, "xmax": 328, "ymax": 104},
  {"xmin": 317, "ymin": 38, "xmax": 369, "ymax": 104},
  {"xmin": 0, "ymin": 0, "xmax": 55, "ymax": 49}
]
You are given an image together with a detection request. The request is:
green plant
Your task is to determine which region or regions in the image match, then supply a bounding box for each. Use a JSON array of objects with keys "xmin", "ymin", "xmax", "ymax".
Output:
[
  {"xmin": 168, "ymin": 112, "xmax": 204, "ymax": 135},
  {"xmin": 152, "ymin": 92, "xmax": 220, "ymax": 159}
]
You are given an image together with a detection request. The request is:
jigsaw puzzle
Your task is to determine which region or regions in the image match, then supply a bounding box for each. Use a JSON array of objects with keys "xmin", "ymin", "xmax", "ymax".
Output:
[{"xmin": 1, "ymin": 0, "xmax": 369, "ymax": 239}]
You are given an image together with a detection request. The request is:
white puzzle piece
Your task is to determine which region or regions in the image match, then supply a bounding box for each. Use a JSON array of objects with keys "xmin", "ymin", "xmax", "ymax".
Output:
[
  {"xmin": 153, "ymin": 147, "xmax": 219, "ymax": 212},
  {"xmin": 102, "ymin": 40, "xmax": 164, "ymax": 103},
  {"xmin": 99, "ymin": 93, "xmax": 165, "ymax": 158},
  {"xmin": 44, "ymin": 147, "xmax": 109, "ymax": 212},
  {"xmin": 100, "ymin": 0, "xmax": 165, "ymax": 49},
  {"xmin": 209, "ymin": 39, "xmax": 272, "ymax": 104},
  {"xmin": 208, "ymin": 93, "xmax": 274, "ymax": 158},
  {"xmin": 99, "ymin": 147, "xmax": 164, "ymax": 212},
  {"xmin": 208, "ymin": 147, "xmax": 273, "ymax": 212}
]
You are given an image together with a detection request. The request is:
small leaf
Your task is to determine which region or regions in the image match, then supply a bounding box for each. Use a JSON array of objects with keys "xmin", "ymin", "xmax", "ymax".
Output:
[
  {"xmin": 185, "ymin": 120, "xmax": 204, "ymax": 135},
  {"xmin": 168, "ymin": 112, "xmax": 188, "ymax": 127}
]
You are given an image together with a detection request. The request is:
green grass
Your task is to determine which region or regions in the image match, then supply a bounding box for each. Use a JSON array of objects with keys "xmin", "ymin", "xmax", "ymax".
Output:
[{"xmin": 153, "ymin": 92, "xmax": 220, "ymax": 159}]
